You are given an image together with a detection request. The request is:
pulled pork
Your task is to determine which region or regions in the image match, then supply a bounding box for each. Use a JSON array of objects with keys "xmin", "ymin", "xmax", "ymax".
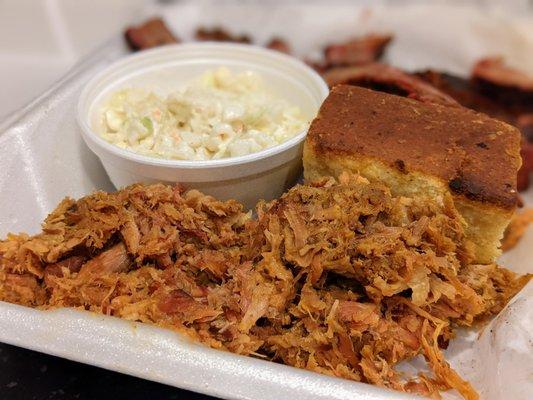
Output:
[
  {"xmin": 0, "ymin": 174, "xmax": 529, "ymax": 399},
  {"xmin": 502, "ymin": 208, "xmax": 533, "ymax": 252}
]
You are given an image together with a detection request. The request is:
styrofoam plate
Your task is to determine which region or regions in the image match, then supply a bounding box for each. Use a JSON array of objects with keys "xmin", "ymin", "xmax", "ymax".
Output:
[{"xmin": 1, "ymin": 2, "xmax": 532, "ymax": 399}]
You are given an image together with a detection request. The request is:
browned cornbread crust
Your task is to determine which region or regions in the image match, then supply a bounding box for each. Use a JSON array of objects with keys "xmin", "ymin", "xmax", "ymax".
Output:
[{"xmin": 304, "ymin": 85, "xmax": 522, "ymax": 263}]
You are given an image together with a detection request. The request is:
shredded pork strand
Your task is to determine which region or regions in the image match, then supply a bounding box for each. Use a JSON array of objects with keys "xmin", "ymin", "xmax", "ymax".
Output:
[
  {"xmin": 501, "ymin": 208, "xmax": 533, "ymax": 252},
  {"xmin": 0, "ymin": 174, "xmax": 529, "ymax": 399}
]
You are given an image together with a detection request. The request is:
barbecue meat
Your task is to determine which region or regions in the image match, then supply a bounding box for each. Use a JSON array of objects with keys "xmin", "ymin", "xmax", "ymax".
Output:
[
  {"xmin": 324, "ymin": 63, "xmax": 458, "ymax": 107},
  {"xmin": 195, "ymin": 27, "xmax": 251, "ymax": 43},
  {"xmin": 324, "ymin": 34, "xmax": 393, "ymax": 68},
  {"xmin": 266, "ymin": 37, "xmax": 291, "ymax": 54},
  {"xmin": 472, "ymin": 57, "xmax": 533, "ymax": 109},
  {"xmin": 0, "ymin": 178, "xmax": 529, "ymax": 399},
  {"xmin": 125, "ymin": 17, "xmax": 179, "ymax": 51}
]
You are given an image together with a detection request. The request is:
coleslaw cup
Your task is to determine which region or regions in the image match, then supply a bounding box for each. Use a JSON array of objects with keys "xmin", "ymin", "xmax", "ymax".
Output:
[{"xmin": 78, "ymin": 42, "xmax": 328, "ymax": 209}]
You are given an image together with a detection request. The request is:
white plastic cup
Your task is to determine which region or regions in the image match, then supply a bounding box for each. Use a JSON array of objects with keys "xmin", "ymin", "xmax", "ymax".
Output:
[{"xmin": 78, "ymin": 43, "xmax": 328, "ymax": 209}]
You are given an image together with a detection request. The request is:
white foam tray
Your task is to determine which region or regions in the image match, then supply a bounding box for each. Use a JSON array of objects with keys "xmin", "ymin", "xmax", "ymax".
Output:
[{"xmin": 1, "ymin": 2, "xmax": 532, "ymax": 399}]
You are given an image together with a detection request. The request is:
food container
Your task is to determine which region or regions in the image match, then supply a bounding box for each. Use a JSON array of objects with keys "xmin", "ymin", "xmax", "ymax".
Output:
[
  {"xmin": 1, "ymin": 2, "xmax": 532, "ymax": 400},
  {"xmin": 77, "ymin": 43, "xmax": 329, "ymax": 209}
]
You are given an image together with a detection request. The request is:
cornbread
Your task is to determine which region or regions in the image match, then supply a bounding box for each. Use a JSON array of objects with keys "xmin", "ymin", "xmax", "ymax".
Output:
[{"xmin": 304, "ymin": 85, "xmax": 522, "ymax": 263}]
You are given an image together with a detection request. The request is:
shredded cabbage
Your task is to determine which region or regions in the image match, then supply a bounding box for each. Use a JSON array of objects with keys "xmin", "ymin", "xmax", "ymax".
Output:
[{"xmin": 98, "ymin": 67, "xmax": 309, "ymax": 160}]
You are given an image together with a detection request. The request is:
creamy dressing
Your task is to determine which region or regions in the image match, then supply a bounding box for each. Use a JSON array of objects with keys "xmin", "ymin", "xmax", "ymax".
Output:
[{"xmin": 97, "ymin": 67, "xmax": 308, "ymax": 160}]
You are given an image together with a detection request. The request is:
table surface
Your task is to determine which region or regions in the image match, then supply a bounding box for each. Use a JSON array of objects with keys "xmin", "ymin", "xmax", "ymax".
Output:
[{"xmin": 0, "ymin": 342, "xmax": 216, "ymax": 400}]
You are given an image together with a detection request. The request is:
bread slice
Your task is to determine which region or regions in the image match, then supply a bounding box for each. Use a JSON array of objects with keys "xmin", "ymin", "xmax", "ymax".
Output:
[{"xmin": 303, "ymin": 85, "xmax": 521, "ymax": 264}]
